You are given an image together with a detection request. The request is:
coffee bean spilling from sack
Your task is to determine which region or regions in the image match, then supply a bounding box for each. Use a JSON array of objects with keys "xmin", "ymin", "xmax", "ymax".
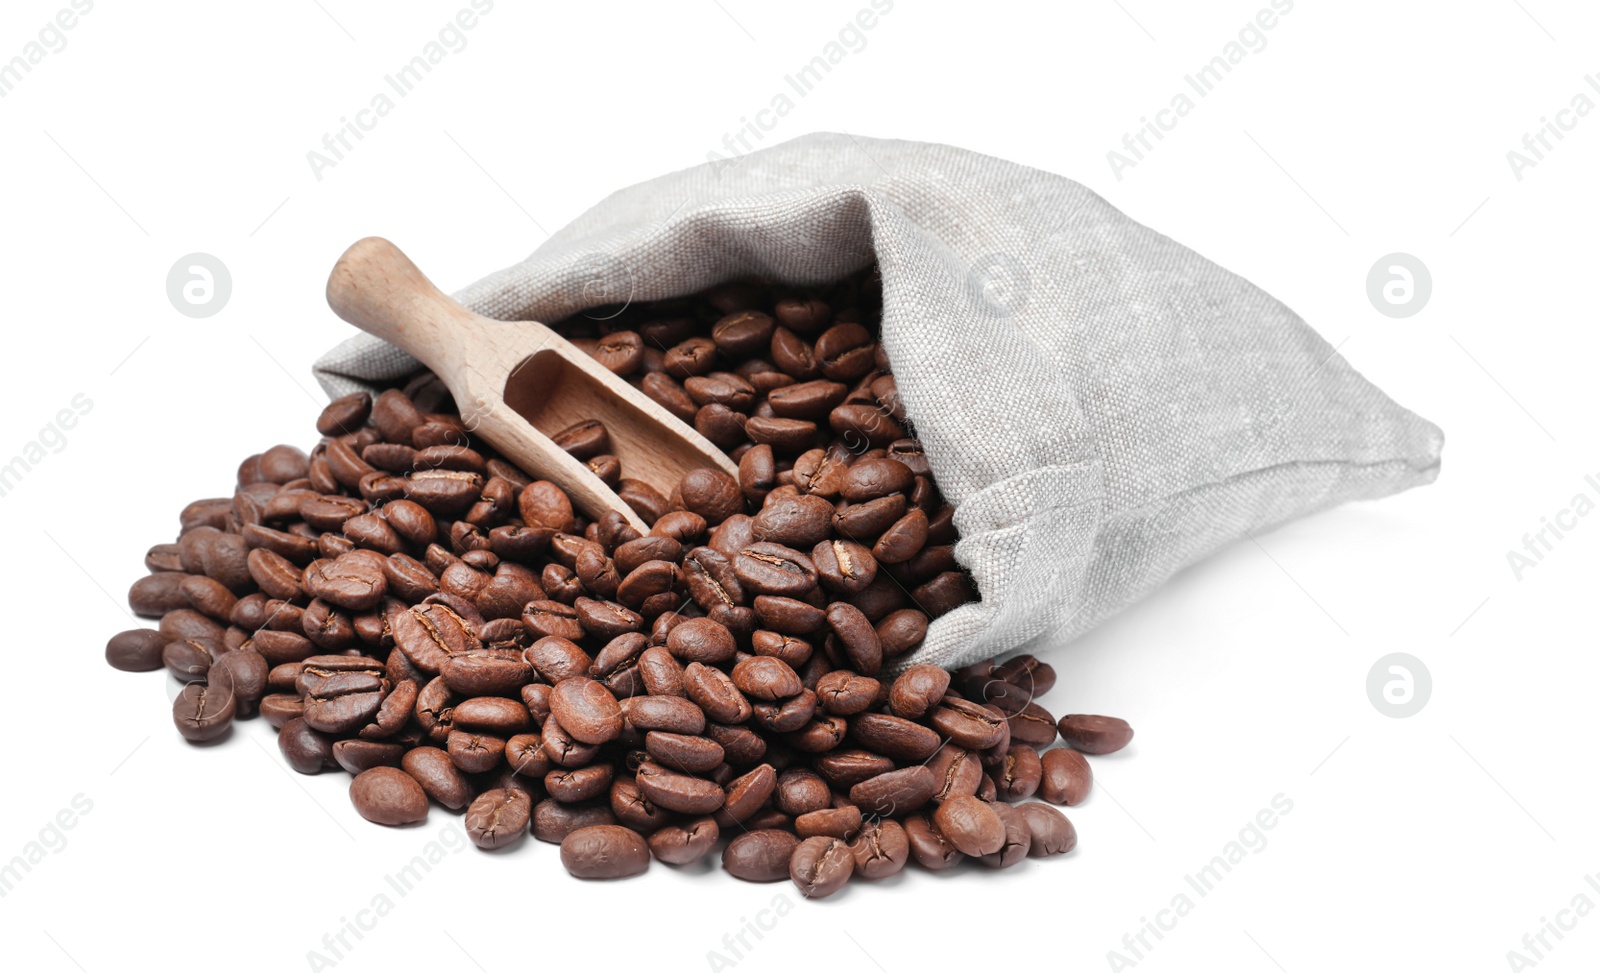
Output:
[{"xmin": 106, "ymin": 267, "xmax": 1133, "ymax": 896}]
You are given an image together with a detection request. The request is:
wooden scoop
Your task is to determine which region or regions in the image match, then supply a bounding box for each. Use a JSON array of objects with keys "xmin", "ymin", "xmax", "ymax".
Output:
[{"xmin": 325, "ymin": 236, "xmax": 737, "ymax": 534}]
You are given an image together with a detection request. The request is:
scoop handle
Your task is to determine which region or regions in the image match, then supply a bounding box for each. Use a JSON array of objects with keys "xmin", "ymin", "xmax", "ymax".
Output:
[{"xmin": 325, "ymin": 236, "xmax": 548, "ymax": 393}]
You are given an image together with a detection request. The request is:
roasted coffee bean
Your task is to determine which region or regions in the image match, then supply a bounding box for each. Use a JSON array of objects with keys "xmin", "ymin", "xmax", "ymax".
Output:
[
  {"xmin": 814, "ymin": 749, "xmax": 895, "ymax": 790},
  {"xmin": 929, "ymin": 697, "xmax": 1008, "ymax": 750},
  {"xmin": 172, "ymin": 683, "xmax": 235, "ymax": 742},
  {"xmin": 451, "ymin": 696, "xmax": 531, "ymax": 736},
  {"xmin": 666, "ymin": 617, "xmax": 737, "ymax": 664},
  {"xmin": 715, "ymin": 763, "xmax": 777, "ymax": 826},
  {"xmin": 722, "ymin": 829, "xmax": 799, "ymax": 883},
  {"xmin": 904, "ymin": 813, "xmax": 963, "ymax": 871},
  {"xmin": 466, "ymin": 787, "xmax": 532, "ymax": 849},
  {"xmin": 1057, "ymin": 713, "xmax": 1134, "ymax": 754},
  {"xmin": 648, "ymin": 816, "xmax": 720, "ymax": 865},
  {"xmin": 644, "ymin": 731, "xmax": 724, "ymax": 774},
  {"xmin": 774, "ymin": 768, "xmax": 831, "ymax": 817},
  {"xmin": 850, "ymin": 765, "xmax": 938, "ymax": 817},
  {"xmin": 875, "ymin": 609, "xmax": 929, "ymax": 657},
  {"xmin": 550, "ymin": 677, "xmax": 623, "ymax": 744},
  {"xmin": 977, "ymin": 801, "xmax": 1032, "ymax": 868},
  {"xmin": 126, "ymin": 572, "xmax": 192, "ymax": 620},
  {"xmin": 359, "ymin": 679, "xmax": 418, "ymax": 740},
  {"xmin": 162, "ymin": 637, "xmax": 225, "ymax": 681},
  {"xmin": 621, "ymin": 695, "xmax": 706, "ymax": 735},
  {"xmin": 705, "ymin": 722, "xmax": 767, "ymax": 766},
  {"xmin": 633, "ymin": 760, "xmax": 723, "ymax": 814},
  {"xmin": 1021, "ymin": 802, "xmax": 1078, "ymax": 856},
  {"xmin": 561, "ymin": 825, "xmax": 650, "ymax": 879},
  {"xmin": 683, "ymin": 662, "xmax": 752, "ymax": 724},
  {"xmin": 731, "ymin": 656, "xmax": 803, "ymax": 701},
  {"xmin": 888, "ymin": 664, "xmax": 950, "ymax": 719},
  {"xmin": 350, "ymin": 767, "xmax": 429, "ymax": 826},
  {"xmin": 812, "ymin": 539, "xmax": 877, "ymax": 595},
  {"xmin": 1040, "ymin": 747, "xmax": 1093, "ymax": 805},
  {"xmin": 825, "ymin": 602, "xmax": 882, "ymax": 675},
  {"xmin": 260, "ymin": 694, "xmax": 305, "ymax": 730},
  {"xmin": 810, "ymin": 671, "xmax": 877, "ymax": 717},
  {"xmin": 790, "ymin": 835, "xmax": 853, "ymax": 899},
  {"xmin": 279, "ymin": 717, "xmax": 334, "ymax": 774},
  {"xmin": 402, "ymin": 746, "xmax": 475, "ymax": 810},
  {"xmin": 333, "ymin": 739, "xmax": 407, "ymax": 775},
  {"xmin": 106, "ymin": 628, "xmax": 168, "ymax": 672},
  {"xmin": 795, "ymin": 806, "xmax": 862, "ymax": 840},
  {"xmin": 933, "ymin": 795, "xmax": 1007, "ymax": 857},
  {"xmin": 872, "ymin": 508, "xmax": 929, "ymax": 564},
  {"xmin": 928, "ymin": 745, "xmax": 984, "ymax": 804},
  {"xmin": 1007, "ymin": 701, "xmax": 1060, "ymax": 748},
  {"xmin": 447, "ymin": 729, "xmax": 506, "ymax": 774},
  {"xmin": 734, "ymin": 543, "xmax": 818, "ymax": 598},
  {"xmin": 752, "ymin": 495, "xmax": 834, "ymax": 548},
  {"xmin": 317, "ymin": 391, "xmax": 371, "ymax": 436},
  {"xmin": 997, "ymin": 744, "xmax": 1044, "ymax": 802},
  {"xmin": 848, "ymin": 818, "xmax": 909, "ymax": 880},
  {"xmin": 533, "ymin": 799, "xmax": 617, "ymax": 844},
  {"xmin": 209, "ymin": 648, "xmax": 269, "ymax": 707}
]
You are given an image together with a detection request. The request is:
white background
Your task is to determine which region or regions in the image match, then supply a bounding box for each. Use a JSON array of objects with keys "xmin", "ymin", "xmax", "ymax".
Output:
[{"xmin": 2, "ymin": 2, "xmax": 1596, "ymax": 971}]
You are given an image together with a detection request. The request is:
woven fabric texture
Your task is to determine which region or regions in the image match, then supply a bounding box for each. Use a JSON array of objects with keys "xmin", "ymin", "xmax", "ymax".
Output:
[{"xmin": 313, "ymin": 132, "xmax": 1444, "ymax": 671}]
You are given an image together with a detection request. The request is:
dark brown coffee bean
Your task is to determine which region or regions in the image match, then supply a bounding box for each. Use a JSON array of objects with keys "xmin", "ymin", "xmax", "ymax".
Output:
[
  {"xmin": 840, "ymin": 458, "xmax": 913, "ymax": 502},
  {"xmin": 615, "ymin": 559, "xmax": 677, "ymax": 607},
  {"xmin": 753, "ymin": 595, "xmax": 825, "ymax": 636},
  {"xmin": 795, "ymin": 806, "xmax": 862, "ymax": 841},
  {"xmin": 1021, "ymin": 802, "xmax": 1078, "ymax": 856},
  {"xmin": 533, "ymin": 798, "xmax": 616, "ymax": 844},
  {"xmin": 260, "ymin": 694, "xmax": 305, "ymax": 730},
  {"xmin": 644, "ymin": 731, "xmax": 724, "ymax": 774},
  {"xmin": 621, "ymin": 695, "xmax": 706, "ymax": 735},
  {"xmin": 872, "ymin": 508, "xmax": 929, "ymax": 564},
  {"xmin": 887, "ymin": 665, "xmax": 949, "ymax": 719},
  {"xmin": 825, "ymin": 602, "xmax": 882, "ymax": 675},
  {"xmin": 1057, "ymin": 714, "xmax": 1134, "ymax": 754},
  {"xmin": 849, "ymin": 713, "xmax": 940, "ymax": 762},
  {"xmin": 683, "ymin": 662, "xmax": 751, "ymax": 725},
  {"xmin": 522, "ymin": 598, "xmax": 587, "ymax": 642},
  {"xmin": 279, "ymin": 717, "xmax": 334, "ymax": 774},
  {"xmin": 402, "ymin": 746, "xmax": 475, "ymax": 810},
  {"xmin": 830, "ymin": 403, "xmax": 905, "ymax": 449},
  {"xmin": 849, "ymin": 765, "xmax": 938, "ymax": 817},
  {"xmin": 465, "ymin": 787, "xmax": 532, "ymax": 849},
  {"xmin": 814, "ymin": 749, "xmax": 895, "ymax": 790},
  {"xmin": 162, "ymin": 637, "xmax": 225, "ymax": 681},
  {"xmin": 591, "ymin": 330, "xmax": 644, "ymax": 376},
  {"xmin": 1007, "ymin": 702, "xmax": 1060, "ymax": 748},
  {"xmin": 666, "ymin": 617, "xmax": 737, "ymax": 664},
  {"xmin": 450, "ymin": 696, "xmax": 531, "ymax": 735},
  {"xmin": 1040, "ymin": 747, "xmax": 1093, "ymax": 805},
  {"xmin": 752, "ymin": 495, "xmax": 834, "ymax": 549},
  {"xmin": 875, "ymin": 609, "xmax": 929, "ymax": 657},
  {"xmin": 447, "ymin": 729, "xmax": 506, "ymax": 774},
  {"xmin": 550, "ymin": 677, "xmax": 623, "ymax": 745},
  {"xmin": 812, "ymin": 539, "xmax": 877, "ymax": 595},
  {"xmin": 722, "ymin": 829, "xmax": 799, "ymax": 883},
  {"xmin": 928, "ymin": 744, "xmax": 984, "ymax": 804},
  {"xmin": 905, "ymin": 813, "xmax": 963, "ymax": 870},
  {"xmin": 648, "ymin": 816, "xmax": 719, "ymax": 865},
  {"xmin": 641, "ymin": 372, "xmax": 698, "ymax": 424},
  {"xmin": 848, "ymin": 818, "xmax": 909, "ymax": 880},
  {"xmin": 933, "ymin": 795, "xmax": 1007, "ymax": 857},
  {"xmin": 172, "ymin": 682, "xmax": 235, "ymax": 742},
  {"xmin": 705, "ymin": 722, "xmax": 767, "ymax": 766},
  {"xmin": 976, "ymin": 801, "xmax": 1032, "ymax": 868},
  {"xmin": 106, "ymin": 629, "xmax": 168, "ymax": 672},
  {"xmin": 561, "ymin": 825, "xmax": 650, "ymax": 879},
  {"xmin": 634, "ymin": 760, "xmax": 724, "ymax": 815},
  {"xmin": 208, "ymin": 647, "xmax": 268, "ymax": 706},
  {"xmin": 317, "ymin": 391, "xmax": 371, "ymax": 437},
  {"xmin": 715, "ymin": 763, "xmax": 777, "ymax": 827},
  {"xmin": 734, "ymin": 542, "xmax": 818, "ymax": 598},
  {"xmin": 728, "ymin": 656, "xmax": 801, "ymax": 701},
  {"xmin": 636, "ymin": 646, "xmax": 687, "ymax": 698},
  {"xmin": 710, "ymin": 309, "xmax": 775, "ymax": 356},
  {"xmin": 774, "ymin": 768, "xmax": 831, "ymax": 817},
  {"xmin": 332, "ymin": 739, "xmax": 407, "ymax": 775},
  {"xmin": 814, "ymin": 322, "xmax": 876, "ymax": 381},
  {"xmin": 682, "ymin": 546, "xmax": 745, "ymax": 611},
  {"xmin": 929, "ymin": 697, "xmax": 1008, "ymax": 749},
  {"xmin": 790, "ymin": 835, "xmax": 853, "ymax": 899},
  {"xmin": 997, "ymin": 744, "xmax": 1044, "ymax": 802},
  {"xmin": 814, "ymin": 670, "xmax": 879, "ymax": 716},
  {"xmin": 129, "ymin": 573, "xmax": 193, "ymax": 617},
  {"xmin": 350, "ymin": 767, "xmax": 429, "ymax": 826}
]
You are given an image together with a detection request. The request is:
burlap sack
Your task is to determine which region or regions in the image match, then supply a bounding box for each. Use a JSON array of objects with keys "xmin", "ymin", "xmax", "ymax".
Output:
[{"xmin": 314, "ymin": 132, "xmax": 1443, "ymax": 672}]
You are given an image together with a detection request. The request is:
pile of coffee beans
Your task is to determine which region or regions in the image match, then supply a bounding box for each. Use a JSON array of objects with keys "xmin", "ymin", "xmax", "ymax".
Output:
[{"xmin": 106, "ymin": 267, "xmax": 1134, "ymax": 897}]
